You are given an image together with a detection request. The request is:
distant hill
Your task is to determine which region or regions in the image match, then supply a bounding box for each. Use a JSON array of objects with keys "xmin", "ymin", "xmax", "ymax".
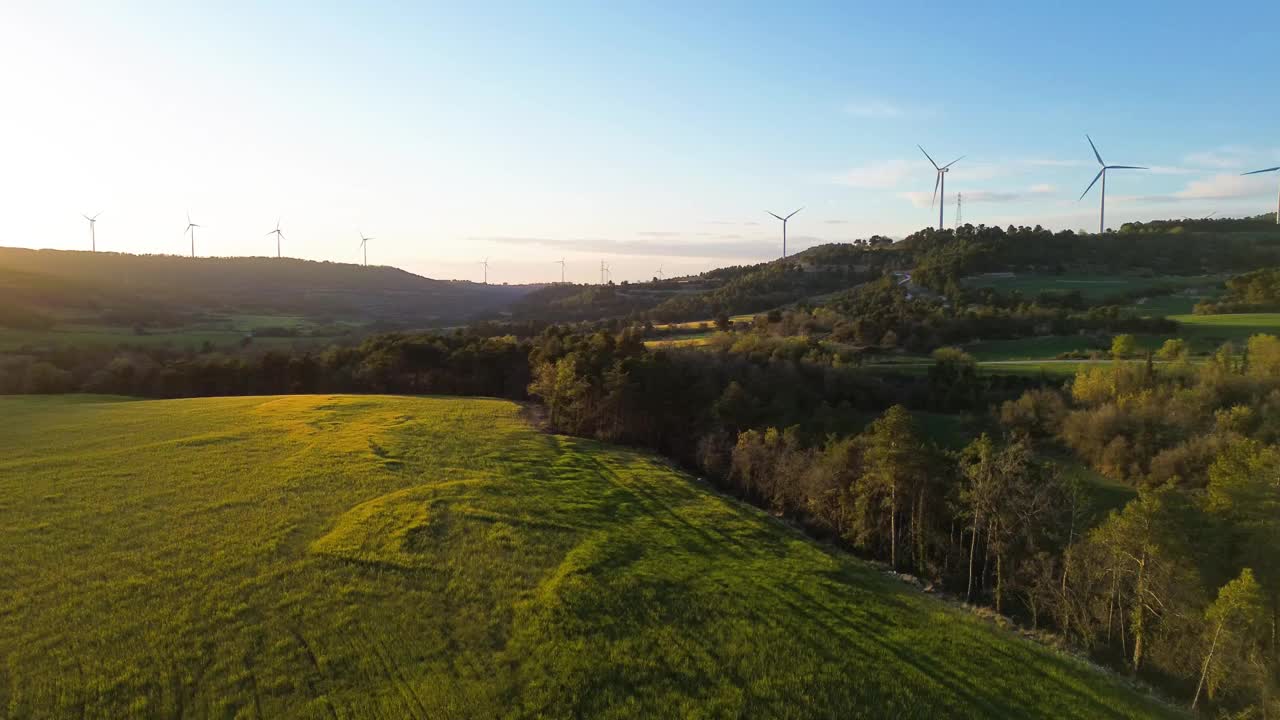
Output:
[
  {"xmin": 0, "ymin": 247, "xmax": 538, "ymax": 328},
  {"xmin": 507, "ymin": 240, "xmax": 907, "ymax": 324}
]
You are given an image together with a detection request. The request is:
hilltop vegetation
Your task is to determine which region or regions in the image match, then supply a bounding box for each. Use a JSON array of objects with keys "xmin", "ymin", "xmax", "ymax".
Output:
[{"xmin": 0, "ymin": 395, "xmax": 1176, "ymax": 718}]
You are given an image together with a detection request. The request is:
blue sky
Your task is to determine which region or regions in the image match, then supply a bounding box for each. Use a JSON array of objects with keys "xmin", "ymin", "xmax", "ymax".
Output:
[{"xmin": 2, "ymin": 1, "xmax": 1279, "ymax": 283}]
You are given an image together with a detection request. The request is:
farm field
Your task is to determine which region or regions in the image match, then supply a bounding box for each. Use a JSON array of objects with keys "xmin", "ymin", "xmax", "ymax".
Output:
[
  {"xmin": 1166, "ymin": 313, "xmax": 1280, "ymax": 349},
  {"xmin": 650, "ymin": 313, "xmax": 755, "ymax": 332},
  {"xmin": 963, "ymin": 273, "xmax": 1222, "ymax": 301},
  {"xmin": 643, "ymin": 332, "xmax": 715, "ymax": 349},
  {"xmin": 0, "ymin": 313, "xmax": 363, "ymax": 352},
  {"xmin": 0, "ymin": 394, "xmax": 1178, "ymax": 719}
]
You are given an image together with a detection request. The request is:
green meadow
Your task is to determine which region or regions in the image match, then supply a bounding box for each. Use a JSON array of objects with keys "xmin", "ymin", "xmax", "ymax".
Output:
[
  {"xmin": 0, "ymin": 395, "xmax": 1177, "ymax": 718},
  {"xmin": 963, "ymin": 273, "xmax": 1221, "ymax": 301},
  {"xmin": 1167, "ymin": 313, "xmax": 1280, "ymax": 348},
  {"xmin": 0, "ymin": 317, "xmax": 331, "ymax": 353}
]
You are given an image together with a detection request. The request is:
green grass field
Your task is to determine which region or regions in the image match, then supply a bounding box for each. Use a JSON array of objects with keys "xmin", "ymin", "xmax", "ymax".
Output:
[
  {"xmin": 0, "ymin": 312, "xmax": 363, "ymax": 352},
  {"xmin": 1167, "ymin": 313, "xmax": 1280, "ymax": 348},
  {"xmin": 964, "ymin": 273, "xmax": 1220, "ymax": 301},
  {"xmin": 0, "ymin": 395, "xmax": 1177, "ymax": 718}
]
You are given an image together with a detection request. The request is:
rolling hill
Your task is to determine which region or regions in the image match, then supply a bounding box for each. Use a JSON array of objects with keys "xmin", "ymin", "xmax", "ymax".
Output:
[
  {"xmin": 0, "ymin": 394, "xmax": 1178, "ymax": 718},
  {"xmin": 0, "ymin": 247, "xmax": 537, "ymax": 329}
]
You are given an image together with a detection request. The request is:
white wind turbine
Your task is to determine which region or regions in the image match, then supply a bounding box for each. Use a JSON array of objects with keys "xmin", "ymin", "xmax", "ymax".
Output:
[
  {"xmin": 359, "ymin": 233, "xmax": 373, "ymax": 266},
  {"xmin": 1079, "ymin": 135, "xmax": 1147, "ymax": 234},
  {"xmin": 82, "ymin": 211, "xmax": 102, "ymax": 252},
  {"xmin": 919, "ymin": 146, "xmax": 964, "ymax": 230},
  {"xmin": 766, "ymin": 207, "xmax": 803, "ymax": 258},
  {"xmin": 266, "ymin": 219, "xmax": 285, "ymax": 258},
  {"xmin": 184, "ymin": 212, "xmax": 201, "ymax": 258}
]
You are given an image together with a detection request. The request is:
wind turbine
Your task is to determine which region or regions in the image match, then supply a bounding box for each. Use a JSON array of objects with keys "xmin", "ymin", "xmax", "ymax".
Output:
[
  {"xmin": 266, "ymin": 219, "xmax": 284, "ymax": 258},
  {"xmin": 479, "ymin": 258, "xmax": 489, "ymax": 284},
  {"xmin": 554, "ymin": 258, "xmax": 565, "ymax": 283},
  {"xmin": 919, "ymin": 146, "xmax": 964, "ymax": 230},
  {"xmin": 359, "ymin": 233, "xmax": 373, "ymax": 266},
  {"xmin": 184, "ymin": 212, "xmax": 200, "ymax": 258},
  {"xmin": 82, "ymin": 211, "xmax": 102, "ymax": 252},
  {"xmin": 1241, "ymin": 165, "xmax": 1280, "ymax": 224},
  {"xmin": 1079, "ymin": 135, "xmax": 1147, "ymax": 234},
  {"xmin": 656, "ymin": 265, "xmax": 664, "ymax": 281},
  {"xmin": 766, "ymin": 207, "xmax": 803, "ymax": 258}
]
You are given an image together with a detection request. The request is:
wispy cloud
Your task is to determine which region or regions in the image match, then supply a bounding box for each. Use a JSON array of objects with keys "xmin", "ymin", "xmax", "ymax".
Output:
[
  {"xmin": 901, "ymin": 189, "xmax": 1025, "ymax": 208},
  {"xmin": 472, "ymin": 235, "xmax": 776, "ymax": 259},
  {"xmin": 833, "ymin": 159, "xmax": 914, "ymax": 189},
  {"xmin": 843, "ymin": 99, "xmax": 908, "ymax": 119},
  {"xmin": 1185, "ymin": 148, "xmax": 1250, "ymax": 170},
  {"xmin": 638, "ymin": 231, "xmax": 681, "ymax": 237},
  {"xmin": 1024, "ymin": 158, "xmax": 1089, "ymax": 168},
  {"xmin": 1114, "ymin": 172, "xmax": 1277, "ymax": 204},
  {"xmin": 1029, "ymin": 184, "xmax": 1056, "ymax": 194},
  {"xmin": 1175, "ymin": 173, "xmax": 1276, "ymax": 199},
  {"xmin": 1184, "ymin": 146, "xmax": 1280, "ymax": 172}
]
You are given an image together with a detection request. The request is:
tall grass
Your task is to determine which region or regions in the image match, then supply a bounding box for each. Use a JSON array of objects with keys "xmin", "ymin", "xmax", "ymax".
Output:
[{"xmin": 0, "ymin": 395, "xmax": 1179, "ymax": 718}]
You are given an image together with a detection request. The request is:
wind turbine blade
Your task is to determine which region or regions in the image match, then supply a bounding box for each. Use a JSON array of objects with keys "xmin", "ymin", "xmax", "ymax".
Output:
[
  {"xmin": 767, "ymin": 211, "xmax": 785, "ymax": 221},
  {"xmin": 943, "ymin": 155, "xmax": 965, "ymax": 169},
  {"xmin": 785, "ymin": 207, "xmax": 804, "ymax": 220},
  {"xmin": 1242, "ymin": 166, "xmax": 1280, "ymax": 175},
  {"xmin": 82, "ymin": 214, "xmax": 92, "ymax": 221},
  {"xmin": 1079, "ymin": 169, "xmax": 1104, "ymax": 200},
  {"xmin": 918, "ymin": 145, "xmax": 939, "ymax": 170},
  {"xmin": 1107, "ymin": 165, "xmax": 1147, "ymax": 170},
  {"xmin": 931, "ymin": 172, "xmax": 941, "ymax": 207},
  {"xmin": 1086, "ymin": 135, "xmax": 1104, "ymax": 166}
]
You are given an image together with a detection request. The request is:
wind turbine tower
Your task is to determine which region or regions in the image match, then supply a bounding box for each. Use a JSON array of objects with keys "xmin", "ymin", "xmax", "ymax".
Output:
[
  {"xmin": 1079, "ymin": 135, "xmax": 1147, "ymax": 233},
  {"xmin": 1241, "ymin": 165, "xmax": 1280, "ymax": 224},
  {"xmin": 479, "ymin": 258, "xmax": 489, "ymax": 284},
  {"xmin": 184, "ymin": 212, "xmax": 200, "ymax": 258},
  {"xmin": 82, "ymin": 212, "xmax": 102, "ymax": 252},
  {"xmin": 554, "ymin": 258, "xmax": 566, "ymax": 283},
  {"xmin": 359, "ymin": 233, "xmax": 373, "ymax": 266},
  {"xmin": 767, "ymin": 207, "xmax": 803, "ymax": 258},
  {"xmin": 266, "ymin": 219, "xmax": 285, "ymax": 258},
  {"xmin": 919, "ymin": 146, "xmax": 964, "ymax": 230}
]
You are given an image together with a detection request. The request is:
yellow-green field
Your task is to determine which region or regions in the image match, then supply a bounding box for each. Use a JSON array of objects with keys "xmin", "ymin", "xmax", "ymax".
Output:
[
  {"xmin": 0, "ymin": 395, "xmax": 1177, "ymax": 718},
  {"xmin": 643, "ymin": 333, "xmax": 715, "ymax": 349}
]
